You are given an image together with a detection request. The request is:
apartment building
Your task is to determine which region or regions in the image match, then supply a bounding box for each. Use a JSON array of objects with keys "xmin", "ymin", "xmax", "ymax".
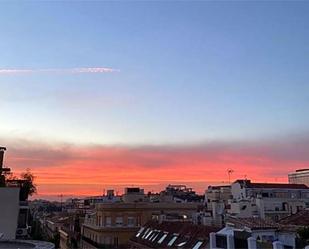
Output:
[
  {"xmin": 289, "ymin": 169, "xmax": 309, "ymax": 186},
  {"xmin": 228, "ymin": 180, "xmax": 309, "ymax": 220},
  {"xmin": 81, "ymin": 188, "xmax": 200, "ymax": 249}
]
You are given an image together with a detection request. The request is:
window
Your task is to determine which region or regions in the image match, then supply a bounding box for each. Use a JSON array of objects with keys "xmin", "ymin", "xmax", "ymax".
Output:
[
  {"xmin": 128, "ymin": 216, "xmax": 135, "ymax": 227},
  {"xmin": 158, "ymin": 233, "xmax": 168, "ymax": 244},
  {"xmin": 167, "ymin": 235, "xmax": 178, "ymax": 246},
  {"xmin": 115, "ymin": 217, "xmax": 123, "ymax": 226},
  {"xmin": 105, "ymin": 216, "xmax": 112, "ymax": 227},
  {"xmin": 192, "ymin": 241, "xmax": 203, "ymax": 249}
]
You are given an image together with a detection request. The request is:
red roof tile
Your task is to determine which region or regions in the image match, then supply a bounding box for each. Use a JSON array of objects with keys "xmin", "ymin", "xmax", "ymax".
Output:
[{"xmin": 279, "ymin": 210, "xmax": 309, "ymax": 226}]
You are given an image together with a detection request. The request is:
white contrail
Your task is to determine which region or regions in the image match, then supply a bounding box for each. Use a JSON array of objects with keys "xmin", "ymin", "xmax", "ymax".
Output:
[{"xmin": 0, "ymin": 67, "xmax": 119, "ymax": 75}]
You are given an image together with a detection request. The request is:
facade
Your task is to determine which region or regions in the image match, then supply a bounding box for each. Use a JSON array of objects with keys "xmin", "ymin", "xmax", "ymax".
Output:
[
  {"xmin": 228, "ymin": 180, "xmax": 309, "ymax": 220},
  {"xmin": 81, "ymin": 201, "xmax": 200, "ymax": 248},
  {"xmin": 289, "ymin": 169, "xmax": 309, "ymax": 186},
  {"xmin": 205, "ymin": 185, "xmax": 232, "ymax": 205}
]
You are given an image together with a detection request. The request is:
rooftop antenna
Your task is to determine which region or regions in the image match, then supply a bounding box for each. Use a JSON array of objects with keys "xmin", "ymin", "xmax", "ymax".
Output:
[{"xmin": 227, "ymin": 169, "xmax": 234, "ymax": 184}]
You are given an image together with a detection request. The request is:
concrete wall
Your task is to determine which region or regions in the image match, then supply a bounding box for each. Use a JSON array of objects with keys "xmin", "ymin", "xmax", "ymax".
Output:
[{"xmin": 0, "ymin": 187, "xmax": 20, "ymax": 239}]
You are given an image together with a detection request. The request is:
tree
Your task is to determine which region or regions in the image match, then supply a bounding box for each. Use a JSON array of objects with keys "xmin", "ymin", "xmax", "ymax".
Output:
[
  {"xmin": 20, "ymin": 169, "xmax": 37, "ymax": 200},
  {"xmin": 298, "ymin": 226, "xmax": 309, "ymax": 241}
]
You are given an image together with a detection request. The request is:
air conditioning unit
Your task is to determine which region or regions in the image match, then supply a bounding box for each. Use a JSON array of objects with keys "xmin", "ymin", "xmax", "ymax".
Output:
[{"xmin": 16, "ymin": 228, "xmax": 28, "ymax": 237}]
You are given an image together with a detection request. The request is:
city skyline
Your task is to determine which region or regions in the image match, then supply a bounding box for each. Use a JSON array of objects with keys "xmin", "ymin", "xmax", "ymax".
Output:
[{"xmin": 1, "ymin": 2, "xmax": 309, "ymax": 199}]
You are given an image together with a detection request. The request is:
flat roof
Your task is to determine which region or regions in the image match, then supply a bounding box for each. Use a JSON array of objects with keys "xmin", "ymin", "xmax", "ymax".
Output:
[{"xmin": 0, "ymin": 240, "xmax": 54, "ymax": 249}]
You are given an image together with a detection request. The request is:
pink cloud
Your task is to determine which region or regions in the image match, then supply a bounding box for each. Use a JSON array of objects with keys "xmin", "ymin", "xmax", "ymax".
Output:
[{"xmin": 2, "ymin": 133, "xmax": 309, "ymax": 198}]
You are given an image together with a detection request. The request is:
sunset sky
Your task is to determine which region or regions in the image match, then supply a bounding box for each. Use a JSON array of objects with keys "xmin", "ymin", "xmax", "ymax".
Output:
[{"xmin": 1, "ymin": 2, "xmax": 309, "ymax": 199}]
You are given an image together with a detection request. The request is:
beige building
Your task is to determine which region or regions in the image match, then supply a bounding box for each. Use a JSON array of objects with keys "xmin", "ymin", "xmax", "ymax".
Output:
[
  {"xmin": 81, "ymin": 201, "xmax": 199, "ymax": 248},
  {"xmin": 288, "ymin": 169, "xmax": 309, "ymax": 186}
]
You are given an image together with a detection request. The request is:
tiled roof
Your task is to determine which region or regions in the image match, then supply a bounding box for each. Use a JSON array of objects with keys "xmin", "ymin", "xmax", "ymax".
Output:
[
  {"xmin": 226, "ymin": 217, "xmax": 279, "ymax": 230},
  {"xmin": 279, "ymin": 210, "xmax": 309, "ymax": 226},
  {"xmin": 208, "ymin": 185, "xmax": 231, "ymax": 190},
  {"xmin": 234, "ymin": 180, "xmax": 308, "ymax": 189},
  {"xmin": 129, "ymin": 220, "xmax": 219, "ymax": 249}
]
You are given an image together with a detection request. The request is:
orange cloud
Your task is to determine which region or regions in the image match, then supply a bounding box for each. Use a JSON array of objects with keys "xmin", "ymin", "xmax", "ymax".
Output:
[{"xmin": 2, "ymin": 134, "xmax": 309, "ymax": 199}]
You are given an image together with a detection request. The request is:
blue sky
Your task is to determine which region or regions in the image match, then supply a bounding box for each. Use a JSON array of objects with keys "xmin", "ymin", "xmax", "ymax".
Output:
[{"xmin": 0, "ymin": 1, "xmax": 308, "ymax": 145}]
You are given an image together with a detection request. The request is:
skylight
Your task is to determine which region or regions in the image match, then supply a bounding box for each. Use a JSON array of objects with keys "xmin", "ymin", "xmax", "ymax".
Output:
[
  {"xmin": 192, "ymin": 241, "xmax": 203, "ymax": 249},
  {"xmin": 135, "ymin": 227, "xmax": 145, "ymax": 237},
  {"xmin": 149, "ymin": 231, "xmax": 157, "ymax": 241},
  {"xmin": 167, "ymin": 235, "xmax": 178, "ymax": 246},
  {"xmin": 141, "ymin": 228, "xmax": 150, "ymax": 239},
  {"xmin": 157, "ymin": 233, "xmax": 168, "ymax": 244},
  {"xmin": 144, "ymin": 230, "xmax": 153, "ymax": 240},
  {"xmin": 151, "ymin": 232, "xmax": 160, "ymax": 242},
  {"xmin": 177, "ymin": 241, "xmax": 187, "ymax": 247}
]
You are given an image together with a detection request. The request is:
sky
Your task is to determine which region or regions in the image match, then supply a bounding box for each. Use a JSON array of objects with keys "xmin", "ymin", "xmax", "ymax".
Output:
[{"xmin": 0, "ymin": 1, "xmax": 308, "ymax": 199}]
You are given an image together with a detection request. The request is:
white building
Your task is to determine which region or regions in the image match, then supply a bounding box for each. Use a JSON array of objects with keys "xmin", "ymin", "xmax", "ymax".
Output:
[
  {"xmin": 228, "ymin": 180, "xmax": 309, "ymax": 221},
  {"xmin": 211, "ymin": 216, "xmax": 297, "ymax": 249},
  {"xmin": 289, "ymin": 169, "xmax": 309, "ymax": 186},
  {"xmin": 0, "ymin": 187, "xmax": 20, "ymax": 239}
]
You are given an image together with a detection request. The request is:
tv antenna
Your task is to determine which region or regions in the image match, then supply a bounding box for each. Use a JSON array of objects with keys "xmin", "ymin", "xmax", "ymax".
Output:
[{"xmin": 227, "ymin": 169, "xmax": 234, "ymax": 184}]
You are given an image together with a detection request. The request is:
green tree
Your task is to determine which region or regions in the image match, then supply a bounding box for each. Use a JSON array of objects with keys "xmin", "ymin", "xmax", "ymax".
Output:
[
  {"xmin": 20, "ymin": 169, "xmax": 37, "ymax": 200},
  {"xmin": 298, "ymin": 226, "xmax": 309, "ymax": 240}
]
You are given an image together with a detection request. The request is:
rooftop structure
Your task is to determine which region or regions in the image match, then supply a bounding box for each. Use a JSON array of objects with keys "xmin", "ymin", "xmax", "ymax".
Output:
[{"xmin": 160, "ymin": 185, "xmax": 204, "ymax": 203}]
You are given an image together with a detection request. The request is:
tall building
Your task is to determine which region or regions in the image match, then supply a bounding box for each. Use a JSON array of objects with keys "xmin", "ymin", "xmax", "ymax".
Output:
[{"xmin": 288, "ymin": 169, "xmax": 309, "ymax": 186}]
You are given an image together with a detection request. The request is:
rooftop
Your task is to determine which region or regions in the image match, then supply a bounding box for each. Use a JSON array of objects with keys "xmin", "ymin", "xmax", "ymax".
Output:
[
  {"xmin": 130, "ymin": 220, "xmax": 219, "ymax": 249},
  {"xmin": 0, "ymin": 240, "xmax": 54, "ymax": 249},
  {"xmin": 278, "ymin": 210, "xmax": 309, "ymax": 227},
  {"xmin": 234, "ymin": 180, "xmax": 308, "ymax": 189},
  {"xmin": 226, "ymin": 216, "xmax": 279, "ymax": 230}
]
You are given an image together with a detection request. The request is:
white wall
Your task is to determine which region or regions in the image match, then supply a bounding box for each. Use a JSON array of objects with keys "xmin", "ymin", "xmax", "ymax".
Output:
[{"xmin": 0, "ymin": 187, "xmax": 20, "ymax": 239}]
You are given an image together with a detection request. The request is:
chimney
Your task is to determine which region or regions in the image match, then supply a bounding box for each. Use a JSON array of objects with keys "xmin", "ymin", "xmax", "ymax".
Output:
[{"xmin": 0, "ymin": 147, "xmax": 6, "ymax": 169}]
